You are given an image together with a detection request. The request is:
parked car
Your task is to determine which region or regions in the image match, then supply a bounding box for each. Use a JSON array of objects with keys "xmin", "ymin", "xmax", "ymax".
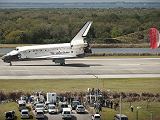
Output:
[
  {"xmin": 21, "ymin": 109, "xmax": 30, "ymax": 119},
  {"xmin": 71, "ymin": 100, "xmax": 80, "ymax": 110},
  {"xmin": 62, "ymin": 108, "xmax": 72, "ymax": 120},
  {"xmin": 114, "ymin": 114, "xmax": 128, "ymax": 120},
  {"xmin": 35, "ymin": 103, "xmax": 45, "ymax": 112},
  {"xmin": 76, "ymin": 105, "xmax": 85, "ymax": 113},
  {"xmin": 48, "ymin": 104, "xmax": 57, "ymax": 114},
  {"xmin": 5, "ymin": 111, "xmax": 15, "ymax": 120},
  {"xmin": 59, "ymin": 102, "xmax": 68, "ymax": 113},
  {"xmin": 35, "ymin": 110, "xmax": 45, "ymax": 119},
  {"xmin": 91, "ymin": 113, "xmax": 101, "ymax": 120},
  {"xmin": 18, "ymin": 100, "xmax": 26, "ymax": 111}
]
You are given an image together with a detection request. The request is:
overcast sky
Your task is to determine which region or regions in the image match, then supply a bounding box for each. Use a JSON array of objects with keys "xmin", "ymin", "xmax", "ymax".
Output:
[{"xmin": 0, "ymin": 0, "xmax": 160, "ymax": 3}]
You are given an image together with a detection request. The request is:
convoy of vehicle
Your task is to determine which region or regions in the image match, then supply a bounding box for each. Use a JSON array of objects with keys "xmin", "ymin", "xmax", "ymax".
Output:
[{"xmin": 4, "ymin": 92, "xmax": 129, "ymax": 120}]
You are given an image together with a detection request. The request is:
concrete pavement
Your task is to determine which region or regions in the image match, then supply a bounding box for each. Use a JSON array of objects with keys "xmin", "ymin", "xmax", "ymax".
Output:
[{"xmin": 0, "ymin": 57, "xmax": 160, "ymax": 79}]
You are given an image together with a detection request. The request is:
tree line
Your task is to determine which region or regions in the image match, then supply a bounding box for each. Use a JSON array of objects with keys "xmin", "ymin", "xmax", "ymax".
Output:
[{"xmin": 0, "ymin": 8, "xmax": 159, "ymax": 44}]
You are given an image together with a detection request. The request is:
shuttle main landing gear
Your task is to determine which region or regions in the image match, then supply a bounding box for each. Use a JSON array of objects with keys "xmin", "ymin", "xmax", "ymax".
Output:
[
  {"xmin": 9, "ymin": 61, "xmax": 12, "ymax": 66},
  {"xmin": 54, "ymin": 59, "xmax": 65, "ymax": 66}
]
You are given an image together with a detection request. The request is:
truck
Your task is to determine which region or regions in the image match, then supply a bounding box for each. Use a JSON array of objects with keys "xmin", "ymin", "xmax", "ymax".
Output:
[{"xmin": 47, "ymin": 93, "xmax": 57, "ymax": 104}]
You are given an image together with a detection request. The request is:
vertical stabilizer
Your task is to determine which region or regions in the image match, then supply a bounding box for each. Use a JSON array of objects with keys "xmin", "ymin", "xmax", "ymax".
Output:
[{"xmin": 71, "ymin": 21, "xmax": 92, "ymax": 45}]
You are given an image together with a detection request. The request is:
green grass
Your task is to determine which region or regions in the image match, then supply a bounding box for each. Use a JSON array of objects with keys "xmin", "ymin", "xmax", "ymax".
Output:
[
  {"xmin": 0, "ymin": 102, "xmax": 20, "ymax": 120},
  {"xmin": 0, "ymin": 102, "xmax": 35, "ymax": 120},
  {"xmin": 0, "ymin": 78, "xmax": 160, "ymax": 93},
  {"xmin": 101, "ymin": 102, "xmax": 160, "ymax": 120}
]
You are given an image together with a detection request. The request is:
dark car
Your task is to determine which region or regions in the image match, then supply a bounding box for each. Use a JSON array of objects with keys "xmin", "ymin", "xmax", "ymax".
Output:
[
  {"xmin": 114, "ymin": 114, "xmax": 128, "ymax": 120},
  {"xmin": 71, "ymin": 101, "xmax": 80, "ymax": 110},
  {"xmin": 5, "ymin": 111, "xmax": 16, "ymax": 120}
]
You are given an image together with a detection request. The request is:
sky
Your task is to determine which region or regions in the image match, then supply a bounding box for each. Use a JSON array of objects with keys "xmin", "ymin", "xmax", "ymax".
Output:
[{"xmin": 0, "ymin": 0, "xmax": 159, "ymax": 3}]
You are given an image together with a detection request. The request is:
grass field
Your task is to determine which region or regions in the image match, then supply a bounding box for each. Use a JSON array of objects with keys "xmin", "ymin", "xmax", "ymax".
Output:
[
  {"xmin": 101, "ymin": 102, "xmax": 160, "ymax": 120},
  {"xmin": 0, "ymin": 102, "xmax": 35, "ymax": 120},
  {"xmin": 0, "ymin": 78, "xmax": 160, "ymax": 93}
]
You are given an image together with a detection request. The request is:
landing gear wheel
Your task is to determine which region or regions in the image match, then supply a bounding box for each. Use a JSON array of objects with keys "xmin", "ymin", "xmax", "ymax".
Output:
[
  {"xmin": 9, "ymin": 62, "xmax": 12, "ymax": 66},
  {"xmin": 60, "ymin": 63, "xmax": 65, "ymax": 66},
  {"xmin": 55, "ymin": 59, "xmax": 65, "ymax": 66}
]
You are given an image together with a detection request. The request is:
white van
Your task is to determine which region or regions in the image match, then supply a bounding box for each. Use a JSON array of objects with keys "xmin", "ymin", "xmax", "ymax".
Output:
[
  {"xmin": 48, "ymin": 104, "xmax": 57, "ymax": 114},
  {"xmin": 114, "ymin": 114, "xmax": 128, "ymax": 120},
  {"xmin": 62, "ymin": 108, "xmax": 72, "ymax": 119}
]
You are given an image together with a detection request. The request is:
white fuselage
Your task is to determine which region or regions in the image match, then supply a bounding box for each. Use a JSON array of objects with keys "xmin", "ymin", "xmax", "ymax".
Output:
[{"xmin": 16, "ymin": 43, "xmax": 86, "ymax": 60}]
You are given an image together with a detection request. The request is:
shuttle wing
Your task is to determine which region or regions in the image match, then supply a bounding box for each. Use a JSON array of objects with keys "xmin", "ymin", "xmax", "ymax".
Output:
[{"xmin": 34, "ymin": 55, "xmax": 76, "ymax": 59}]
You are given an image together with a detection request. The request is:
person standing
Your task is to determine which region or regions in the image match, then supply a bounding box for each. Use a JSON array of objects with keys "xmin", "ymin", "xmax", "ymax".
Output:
[{"xmin": 131, "ymin": 106, "xmax": 134, "ymax": 112}]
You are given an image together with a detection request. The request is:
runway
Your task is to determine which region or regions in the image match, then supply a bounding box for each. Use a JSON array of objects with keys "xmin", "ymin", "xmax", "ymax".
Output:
[{"xmin": 0, "ymin": 57, "xmax": 160, "ymax": 79}]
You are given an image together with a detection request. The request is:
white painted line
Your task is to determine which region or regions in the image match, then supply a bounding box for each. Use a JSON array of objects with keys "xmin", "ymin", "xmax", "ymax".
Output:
[
  {"xmin": 0, "ymin": 74, "xmax": 160, "ymax": 79},
  {"xmin": 67, "ymin": 58, "xmax": 160, "ymax": 61}
]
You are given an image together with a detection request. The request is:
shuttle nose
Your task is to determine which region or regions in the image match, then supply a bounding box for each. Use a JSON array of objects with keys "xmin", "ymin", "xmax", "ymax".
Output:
[{"xmin": 2, "ymin": 55, "xmax": 11, "ymax": 63}]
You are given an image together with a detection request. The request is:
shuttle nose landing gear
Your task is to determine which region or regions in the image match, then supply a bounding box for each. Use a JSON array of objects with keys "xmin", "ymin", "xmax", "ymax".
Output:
[
  {"xmin": 2, "ymin": 55, "xmax": 12, "ymax": 66},
  {"xmin": 54, "ymin": 59, "xmax": 65, "ymax": 66}
]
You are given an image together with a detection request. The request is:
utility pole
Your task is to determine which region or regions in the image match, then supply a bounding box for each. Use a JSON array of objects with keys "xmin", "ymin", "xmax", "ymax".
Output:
[
  {"xmin": 136, "ymin": 109, "xmax": 138, "ymax": 120},
  {"xmin": 103, "ymin": 79, "xmax": 104, "ymax": 90},
  {"xmin": 119, "ymin": 93, "xmax": 122, "ymax": 120},
  {"xmin": 136, "ymin": 106, "xmax": 141, "ymax": 120},
  {"xmin": 150, "ymin": 112, "xmax": 153, "ymax": 120},
  {"xmin": 93, "ymin": 74, "xmax": 99, "ymax": 112}
]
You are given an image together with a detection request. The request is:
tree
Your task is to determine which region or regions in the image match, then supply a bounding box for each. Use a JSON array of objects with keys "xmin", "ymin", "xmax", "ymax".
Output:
[
  {"xmin": 109, "ymin": 13, "xmax": 120, "ymax": 22},
  {"xmin": 111, "ymin": 27, "xmax": 122, "ymax": 38},
  {"xmin": 5, "ymin": 30, "xmax": 26, "ymax": 43}
]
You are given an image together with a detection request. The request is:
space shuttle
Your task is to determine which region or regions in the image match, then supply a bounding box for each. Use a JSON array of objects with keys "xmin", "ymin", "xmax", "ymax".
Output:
[{"xmin": 2, "ymin": 21, "xmax": 92, "ymax": 66}]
